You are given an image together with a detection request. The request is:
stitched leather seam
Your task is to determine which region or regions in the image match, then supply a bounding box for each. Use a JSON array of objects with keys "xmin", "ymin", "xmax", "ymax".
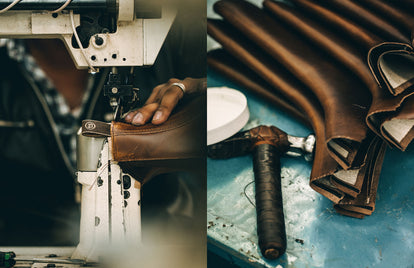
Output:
[{"xmin": 114, "ymin": 114, "xmax": 200, "ymax": 135}]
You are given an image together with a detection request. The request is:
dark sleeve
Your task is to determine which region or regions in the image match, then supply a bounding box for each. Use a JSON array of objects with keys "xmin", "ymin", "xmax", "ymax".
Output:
[
  {"xmin": 168, "ymin": 6, "xmax": 207, "ymax": 79},
  {"xmin": 133, "ymin": 3, "xmax": 206, "ymax": 97}
]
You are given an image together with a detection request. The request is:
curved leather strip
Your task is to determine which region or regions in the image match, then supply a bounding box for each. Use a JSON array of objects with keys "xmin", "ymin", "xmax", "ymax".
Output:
[
  {"xmin": 206, "ymin": 48, "xmax": 386, "ymax": 217},
  {"xmin": 291, "ymin": 0, "xmax": 414, "ymax": 97},
  {"xmin": 111, "ymin": 95, "xmax": 205, "ymax": 162},
  {"xmin": 334, "ymin": 136, "xmax": 387, "ymax": 218},
  {"xmin": 380, "ymin": 95, "xmax": 414, "ymax": 150},
  {"xmin": 357, "ymin": 0, "xmax": 414, "ymax": 39},
  {"xmin": 289, "ymin": 0, "xmax": 382, "ymax": 50},
  {"xmin": 388, "ymin": 0, "xmax": 414, "ymax": 9},
  {"xmin": 318, "ymin": 0, "xmax": 414, "ymax": 96},
  {"xmin": 368, "ymin": 43, "xmax": 414, "ymax": 96},
  {"xmin": 214, "ymin": 0, "xmax": 370, "ymax": 169},
  {"xmin": 317, "ymin": 0, "xmax": 409, "ymax": 44},
  {"xmin": 369, "ymin": 46, "xmax": 414, "ymax": 96},
  {"xmin": 207, "ymin": 49, "xmax": 310, "ymax": 127},
  {"xmin": 263, "ymin": 1, "xmax": 414, "ymax": 151}
]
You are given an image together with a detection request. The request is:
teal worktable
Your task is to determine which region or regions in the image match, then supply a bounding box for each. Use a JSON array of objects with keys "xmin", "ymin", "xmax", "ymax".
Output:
[{"xmin": 207, "ymin": 70, "xmax": 414, "ymax": 268}]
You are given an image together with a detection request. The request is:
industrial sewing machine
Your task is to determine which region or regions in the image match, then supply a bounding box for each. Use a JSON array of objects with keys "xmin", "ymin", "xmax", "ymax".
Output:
[{"xmin": 0, "ymin": 0, "xmax": 176, "ymax": 267}]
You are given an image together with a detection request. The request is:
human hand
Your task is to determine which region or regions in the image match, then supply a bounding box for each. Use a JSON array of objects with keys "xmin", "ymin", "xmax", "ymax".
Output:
[{"xmin": 124, "ymin": 77, "xmax": 206, "ymax": 125}]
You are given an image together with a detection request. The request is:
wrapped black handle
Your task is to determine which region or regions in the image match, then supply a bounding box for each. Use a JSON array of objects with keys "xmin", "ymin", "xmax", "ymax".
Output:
[{"xmin": 253, "ymin": 143, "xmax": 286, "ymax": 259}]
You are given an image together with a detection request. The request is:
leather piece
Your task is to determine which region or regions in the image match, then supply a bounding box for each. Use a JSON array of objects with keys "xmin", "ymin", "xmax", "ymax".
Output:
[
  {"xmin": 213, "ymin": 0, "xmax": 371, "ymax": 170},
  {"xmin": 286, "ymin": 0, "xmax": 414, "ymax": 151},
  {"xmin": 207, "ymin": 49, "xmax": 310, "ymax": 127},
  {"xmin": 389, "ymin": 0, "xmax": 414, "ymax": 11},
  {"xmin": 81, "ymin": 120, "xmax": 110, "ymax": 137},
  {"xmin": 367, "ymin": 42, "xmax": 414, "ymax": 96},
  {"xmin": 289, "ymin": 0, "xmax": 382, "ymax": 50},
  {"xmin": 111, "ymin": 95, "xmax": 206, "ymax": 184},
  {"xmin": 290, "ymin": 0, "xmax": 414, "ymax": 96},
  {"xmin": 334, "ymin": 136, "xmax": 387, "ymax": 218},
  {"xmin": 111, "ymin": 95, "xmax": 204, "ymax": 162},
  {"xmin": 317, "ymin": 0, "xmax": 410, "ymax": 43},
  {"xmin": 357, "ymin": 0, "xmax": 414, "ymax": 39}
]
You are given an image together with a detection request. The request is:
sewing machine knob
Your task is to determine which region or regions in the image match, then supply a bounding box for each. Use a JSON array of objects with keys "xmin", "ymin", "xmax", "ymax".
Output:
[{"xmin": 94, "ymin": 35, "xmax": 104, "ymax": 46}]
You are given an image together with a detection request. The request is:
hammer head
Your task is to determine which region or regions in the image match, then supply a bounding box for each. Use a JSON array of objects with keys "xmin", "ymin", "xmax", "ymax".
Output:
[
  {"xmin": 207, "ymin": 125, "xmax": 315, "ymax": 160},
  {"xmin": 286, "ymin": 134, "xmax": 316, "ymax": 161}
]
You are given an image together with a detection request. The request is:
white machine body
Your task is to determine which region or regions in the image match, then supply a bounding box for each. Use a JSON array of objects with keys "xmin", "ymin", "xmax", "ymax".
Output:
[
  {"xmin": 0, "ymin": 0, "xmax": 176, "ymax": 69},
  {"xmin": 73, "ymin": 134, "xmax": 142, "ymax": 262}
]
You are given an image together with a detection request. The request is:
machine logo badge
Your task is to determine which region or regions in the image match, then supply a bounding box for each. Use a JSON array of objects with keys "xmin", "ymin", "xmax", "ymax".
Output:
[{"xmin": 85, "ymin": 121, "xmax": 96, "ymax": 130}]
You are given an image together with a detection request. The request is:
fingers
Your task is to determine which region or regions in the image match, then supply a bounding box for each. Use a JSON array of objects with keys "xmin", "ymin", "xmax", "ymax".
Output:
[
  {"xmin": 124, "ymin": 109, "xmax": 138, "ymax": 123},
  {"xmin": 152, "ymin": 86, "xmax": 184, "ymax": 125},
  {"xmin": 124, "ymin": 79, "xmax": 186, "ymax": 125},
  {"xmin": 144, "ymin": 83, "xmax": 165, "ymax": 105},
  {"xmin": 124, "ymin": 84, "xmax": 165, "ymax": 123},
  {"xmin": 126, "ymin": 103, "xmax": 159, "ymax": 125}
]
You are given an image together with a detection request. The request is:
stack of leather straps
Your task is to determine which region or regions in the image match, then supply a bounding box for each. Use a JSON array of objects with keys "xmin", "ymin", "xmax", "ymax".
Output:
[
  {"xmin": 284, "ymin": 0, "xmax": 414, "ymax": 151},
  {"xmin": 205, "ymin": 0, "xmax": 414, "ymax": 218}
]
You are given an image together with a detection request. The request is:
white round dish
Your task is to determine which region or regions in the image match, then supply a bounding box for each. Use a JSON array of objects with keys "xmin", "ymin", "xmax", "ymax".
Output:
[{"xmin": 207, "ymin": 87, "xmax": 249, "ymax": 145}]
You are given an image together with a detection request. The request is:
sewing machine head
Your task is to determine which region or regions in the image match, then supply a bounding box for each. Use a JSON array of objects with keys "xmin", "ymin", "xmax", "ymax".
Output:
[{"xmin": 0, "ymin": 0, "xmax": 175, "ymax": 69}]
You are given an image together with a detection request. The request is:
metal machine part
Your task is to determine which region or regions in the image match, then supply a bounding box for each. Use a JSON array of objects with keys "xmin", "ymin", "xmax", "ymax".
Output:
[
  {"xmin": 286, "ymin": 134, "xmax": 316, "ymax": 161},
  {"xmin": 103, "ymin": 67, "xmax": 139, "ymax": 120},
  {"xmin": 0, "ymin": 0, "xmax": 176, "ymax": 69}
]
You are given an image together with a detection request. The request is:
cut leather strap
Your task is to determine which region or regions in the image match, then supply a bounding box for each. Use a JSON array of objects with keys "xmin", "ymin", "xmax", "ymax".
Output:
[
  {"xmin": 290, "ymin": 0, "xmax": 414, "ymax": 96},
  {"xmin": 334, "ymin": 136, "xmax": 387, "ymax": 218},
  {"xmin": 368, "ymin": 42, "xmax": 414, "ymax": 96},
  {"xmin": 378, "ymin": 95, "xmax": 414, "ymax": 150},
  {"xmin": 285, "ymin": 0, "xmax": 414, "ymax": 151},
  {"xmin": 316, "ymin": 0, "xmax": 409, "ymax": 44},
  {"xmin": 289, "ymin": 0, "xmax": 382, "ymax": 50},
  {"xmin": 357, "ymin": 0, "xmax": 414, "ymax": 39},
  {"xmin": 214, "ymin": 0, "xmax": 371, "ymax": 169},
  {"xmin": 390, "ymin": 0, "xmax": 414, "ymax": 12},
  {"xmin": 81, "ymin": 120, "xmax": 111, "ymax": 137}
]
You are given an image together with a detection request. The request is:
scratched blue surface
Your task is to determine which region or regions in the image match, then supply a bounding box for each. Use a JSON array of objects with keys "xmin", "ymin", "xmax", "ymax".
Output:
[{"xmin": 207, "ymin": 70, "xmax": 414, "ymax": 268}]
